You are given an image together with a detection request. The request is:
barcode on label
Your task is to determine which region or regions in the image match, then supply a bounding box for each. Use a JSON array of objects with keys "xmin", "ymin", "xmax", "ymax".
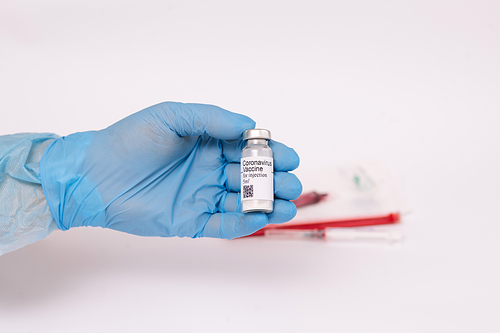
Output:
[{"xmin": 243, "ymin": 185, "xmax": 254, "ymax": 199}]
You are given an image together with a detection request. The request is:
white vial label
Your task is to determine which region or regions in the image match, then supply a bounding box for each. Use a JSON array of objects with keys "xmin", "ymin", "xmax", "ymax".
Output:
[{"xmin": 240, "ymin": 156, "xmax": 274, "ymax": 201}]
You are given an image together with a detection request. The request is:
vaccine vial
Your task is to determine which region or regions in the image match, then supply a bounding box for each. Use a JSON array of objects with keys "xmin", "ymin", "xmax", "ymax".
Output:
[{"xmin": 241, "ymin": 129, "xmax": 274, "ymax": 213}]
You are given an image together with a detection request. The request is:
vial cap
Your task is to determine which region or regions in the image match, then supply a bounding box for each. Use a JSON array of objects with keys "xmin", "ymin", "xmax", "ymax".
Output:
[{"xmin": 243, "ymin": 129, "xmax": 271, "ymax": 141}]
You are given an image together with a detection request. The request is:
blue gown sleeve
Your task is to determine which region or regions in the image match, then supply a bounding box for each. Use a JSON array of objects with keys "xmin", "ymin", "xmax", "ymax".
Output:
[{"xmin": 0, "ymin": 133, "xmax": 60, "ymax": 256}]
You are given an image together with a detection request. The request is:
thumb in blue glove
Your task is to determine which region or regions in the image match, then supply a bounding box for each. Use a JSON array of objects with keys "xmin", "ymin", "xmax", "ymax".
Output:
[{"xmin": 41, "ymin": 102, "xmax": 302, "ymax": 239}]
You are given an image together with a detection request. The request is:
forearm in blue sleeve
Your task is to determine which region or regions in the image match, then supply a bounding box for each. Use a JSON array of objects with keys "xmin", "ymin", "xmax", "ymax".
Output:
[{"xmin": 0, "ymin": 133, "xmax": 60, "ymax": 256}]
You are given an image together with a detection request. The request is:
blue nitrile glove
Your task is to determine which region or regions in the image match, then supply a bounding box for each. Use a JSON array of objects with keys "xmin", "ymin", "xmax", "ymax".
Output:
[{"xmin": 40, "ymin": 102, "xmax": 302, "ymax": 239}]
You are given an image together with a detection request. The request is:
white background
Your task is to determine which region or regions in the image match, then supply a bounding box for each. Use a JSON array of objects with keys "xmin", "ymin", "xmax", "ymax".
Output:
[{"xmin": 1, "ymin": 0, "xmax": 499, "ymax": 332}]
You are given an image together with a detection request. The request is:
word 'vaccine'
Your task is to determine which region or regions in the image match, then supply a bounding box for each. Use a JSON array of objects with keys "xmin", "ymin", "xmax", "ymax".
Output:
[{"xmin": 241, "ymin": 129, "xmax": 274, "ymax": 213}]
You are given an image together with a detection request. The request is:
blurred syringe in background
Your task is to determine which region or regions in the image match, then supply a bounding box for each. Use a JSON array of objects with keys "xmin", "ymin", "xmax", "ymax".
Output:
[{"xmin": 264, "ymin": 228, "xmax": 403, "ymax": 243}]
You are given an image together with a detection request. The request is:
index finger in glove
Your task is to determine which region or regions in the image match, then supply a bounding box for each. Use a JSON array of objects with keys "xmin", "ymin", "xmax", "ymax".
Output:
[{"xmin": 151, "ymin": 102, "xmax": 255, "ymax": 140}]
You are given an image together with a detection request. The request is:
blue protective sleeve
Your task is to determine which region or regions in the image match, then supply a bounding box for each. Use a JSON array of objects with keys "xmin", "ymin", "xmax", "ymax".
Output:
[{"xmin": 0, "ymin": 133, "xmax": 60, "ymax": 256}]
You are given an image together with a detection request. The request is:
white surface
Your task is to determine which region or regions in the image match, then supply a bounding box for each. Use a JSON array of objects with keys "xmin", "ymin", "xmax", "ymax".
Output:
[{"xmin": 1, "ymin": 1, "xmax": 499, "ymax": 332}]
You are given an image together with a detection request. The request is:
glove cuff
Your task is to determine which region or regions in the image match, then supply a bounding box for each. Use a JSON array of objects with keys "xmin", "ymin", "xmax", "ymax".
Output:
[{"xmin": 40, "ymin": 132, "xmax": 107, "ymax": 231}]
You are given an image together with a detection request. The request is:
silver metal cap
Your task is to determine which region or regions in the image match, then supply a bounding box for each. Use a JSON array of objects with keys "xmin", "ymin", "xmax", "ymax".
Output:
[{"xmin": 243, "ymin": 129, "xmax": 271, "ymax": 141}]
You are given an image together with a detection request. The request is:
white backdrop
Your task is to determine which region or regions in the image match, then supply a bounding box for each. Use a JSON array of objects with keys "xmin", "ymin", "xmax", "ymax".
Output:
[{"xmin": 1, "ymin": 1, "xmax": 499, "ymax": 332}]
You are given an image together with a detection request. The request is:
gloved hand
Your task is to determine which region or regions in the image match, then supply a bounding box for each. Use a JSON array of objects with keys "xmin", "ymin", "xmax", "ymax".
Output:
[{"xmin": 41, "ymin": 102, "xmax": 302, "ymax": 239}]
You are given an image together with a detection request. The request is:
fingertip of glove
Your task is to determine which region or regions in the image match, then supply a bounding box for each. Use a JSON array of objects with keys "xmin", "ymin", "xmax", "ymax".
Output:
[
  {"xmin": 289, "ymin": 178, "xmax": 303, "ymax": 201},
  {"xmin": 274, "ymin": 172, "xmax": 303, "ymax": 200},
  {"xmin": 282, "ymin": 200, "xmax": 298, "ymax": 221},
  {"xmin": 244, "ymin": 212, "xmax": 268, "ymax": 229},
  {"xmin": 267, "ymin": 200, "xmax": 297, "ymax": 225},
  {"xmin": 287, "ymin": 148, "xmax": 301, "ymax": 171}
]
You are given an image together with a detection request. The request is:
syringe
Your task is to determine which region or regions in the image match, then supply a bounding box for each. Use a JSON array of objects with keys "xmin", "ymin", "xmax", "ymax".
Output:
[{"xmin": 264, "ymin": 228, "xmax": 402, "ymax": 243}]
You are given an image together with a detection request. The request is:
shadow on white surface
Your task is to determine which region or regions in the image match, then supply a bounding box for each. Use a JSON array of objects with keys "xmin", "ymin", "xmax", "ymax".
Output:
[{"xmin": 0, "ymin": 227, "xmax": 335, "ymax": 311}]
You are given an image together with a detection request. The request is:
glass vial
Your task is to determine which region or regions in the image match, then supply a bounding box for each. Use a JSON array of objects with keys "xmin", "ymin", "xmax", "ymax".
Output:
[{"xmin": 241, "ymin": 129, "xmax": 274, "ymax": 213}]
